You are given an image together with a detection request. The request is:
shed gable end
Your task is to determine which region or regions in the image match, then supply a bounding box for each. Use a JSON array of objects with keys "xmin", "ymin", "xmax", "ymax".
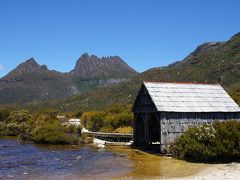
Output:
[{"xmin": 133, "ymin": 84, "xmax": 158, "ymax": 113}]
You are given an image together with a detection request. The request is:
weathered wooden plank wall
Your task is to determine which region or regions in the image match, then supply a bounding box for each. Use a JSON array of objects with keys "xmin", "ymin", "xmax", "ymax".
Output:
[{"xmin": 159, "ymin": 112, "xmax": 240, "ymax": 152}]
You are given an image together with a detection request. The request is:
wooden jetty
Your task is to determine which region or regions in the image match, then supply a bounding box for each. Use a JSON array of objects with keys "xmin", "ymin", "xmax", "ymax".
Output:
[{"xmin": 82, "ymin": 131, "xmax": 133, "ymax": 142}]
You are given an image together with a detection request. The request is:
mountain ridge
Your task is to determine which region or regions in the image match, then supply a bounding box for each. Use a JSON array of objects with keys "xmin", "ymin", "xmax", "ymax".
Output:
[
  {"xmin": 40, "ymin": 31, "xmax": 240, "ymax": 111},
  {"xmin": 71, "ymin": 53, "xmax": 137, "ymax": 79},
  {"xmin": 1, "ymin": 32, "xmax": 240, "ymax": 109},
  {"xmin": 0, "ymin": 54, "xmax": 138, "ymax": 104}
]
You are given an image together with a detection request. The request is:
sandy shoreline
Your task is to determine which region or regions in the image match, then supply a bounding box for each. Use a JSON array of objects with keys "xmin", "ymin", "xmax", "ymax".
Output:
[
  {"xmin": 8, "ymin": 163, "xmax": 240, "ymax": 180},
  {"xmin": 164, "ymin": 163, "xmax": 240, "ymax": 180}
]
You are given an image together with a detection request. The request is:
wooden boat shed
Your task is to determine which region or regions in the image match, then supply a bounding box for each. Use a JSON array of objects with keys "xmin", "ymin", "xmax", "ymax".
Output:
[{"xmin": 132, "ymin": 82, "xmax": 240, "ymax": 152}]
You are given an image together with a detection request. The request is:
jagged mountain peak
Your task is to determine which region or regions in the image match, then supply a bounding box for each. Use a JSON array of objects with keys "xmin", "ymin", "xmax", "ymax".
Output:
[
  {"xmin": 78, "ymin": 53, "xmax": 123, "ymax": 63},
  {"xmin": 5, "ymin": 58, "xmax": 50, "ymax": 77},
  {"xmin": 79, "ymin": 53, "xmax": 90, "ymax": 59},
  {"xmin": 71, "ymin": 53, "xmax": 138, "ymax": 79},
  {"xmin": 25, "ymin": 57, "xmax": 38, "ymax": 65}
]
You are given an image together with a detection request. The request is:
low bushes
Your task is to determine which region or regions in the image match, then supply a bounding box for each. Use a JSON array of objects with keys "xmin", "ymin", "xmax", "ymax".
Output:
[
  {"xmin": 114, "ymin": 126, "xmax": 133, "ymax": 134},
  {"xmin": 30, "ymin": 114, "xmax": 83, "ymax": 144},
  {"xmin": 32, "ymin": 123, "xmax": 81, "ymax": 144},
  {"xmin": 0, "ymin": 110, "xmax": 33, "ymax": 136},
  {"xmin": 0, "ymin": 109, "xmax": 10, "ymax": 122},
  {"xmin": 170, "ymin": 120, "xmax": 240, "ymax": 162},
  {"xmin": 0, "ymin": 104, "xmax": 133, "ymax": 144},
  {"xmin": 82, "ymin": 111, "xmax": 105, "ymax": 132},
  {"xmin": 81, "ymin": 104, "xmax": 133, "ymax": 133},
  {"xmin": 0, "ymin": 109, "xmax": 84, "ymax": 145}
]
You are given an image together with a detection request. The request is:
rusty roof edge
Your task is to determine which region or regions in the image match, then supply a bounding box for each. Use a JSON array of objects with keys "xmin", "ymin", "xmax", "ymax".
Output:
[{"xmin": 143, "ymin": 81, "xmax": 221, "ymax": 86}]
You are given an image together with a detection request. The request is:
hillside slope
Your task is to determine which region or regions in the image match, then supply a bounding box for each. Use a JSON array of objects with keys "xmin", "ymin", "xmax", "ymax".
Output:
[{"xmin": 139, "ymin": 32, "xmax": 240, "ymax": 86}]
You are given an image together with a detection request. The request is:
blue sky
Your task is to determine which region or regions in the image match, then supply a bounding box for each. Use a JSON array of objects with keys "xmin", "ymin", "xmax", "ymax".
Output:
[{"xmin": 0, "ymin": 0, "xmax": 240, "ymax": 77}]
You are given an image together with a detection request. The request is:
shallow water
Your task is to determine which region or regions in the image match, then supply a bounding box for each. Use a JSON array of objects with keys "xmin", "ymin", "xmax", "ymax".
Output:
[
  {"xmin": 109, "ymin": 146, "xmax": 207, "ymax": 179},
  {"xmin": 0, "ymin": 138, "xmax": 132, "ymax": 179},
  {"xmin": 0, "ymin": 138, "xmax": 207, "ymax": 179}
]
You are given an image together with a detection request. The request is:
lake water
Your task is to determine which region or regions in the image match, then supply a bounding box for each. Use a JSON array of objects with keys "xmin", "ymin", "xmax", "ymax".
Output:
[{"xmin": 0, "ymin": 137, "xmax": 207, "ymax": 179}]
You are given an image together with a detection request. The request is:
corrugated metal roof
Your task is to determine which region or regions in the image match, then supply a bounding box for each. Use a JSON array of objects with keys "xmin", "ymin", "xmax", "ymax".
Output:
[{"xmin": 144, "ymin": 82, "xmax": 240, "ymax": 112}]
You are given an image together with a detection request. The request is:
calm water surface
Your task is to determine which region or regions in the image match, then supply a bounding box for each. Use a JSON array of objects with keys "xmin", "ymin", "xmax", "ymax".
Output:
[
  {"xmin": 0, "ymin": 138, "xmax": 207, "ymax": 179},
  {"xmin": 0, "ymin": 138, "xmax": 132, "ymax": 179}
]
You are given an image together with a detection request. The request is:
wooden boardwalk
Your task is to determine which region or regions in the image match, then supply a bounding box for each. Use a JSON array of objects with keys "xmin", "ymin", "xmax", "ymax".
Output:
[{"xmin": 82, "ymin": 131, "xmax": 133, "ymax": 142}]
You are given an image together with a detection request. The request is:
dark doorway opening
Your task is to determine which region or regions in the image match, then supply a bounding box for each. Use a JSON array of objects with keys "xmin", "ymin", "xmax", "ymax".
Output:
[
  {"xmin": 135, "ymin": 114, "xmax": 145, "ymax": 146},
  {"xmin": 148, "ymin": 113, "xmax": 160, "ymax": 153}
]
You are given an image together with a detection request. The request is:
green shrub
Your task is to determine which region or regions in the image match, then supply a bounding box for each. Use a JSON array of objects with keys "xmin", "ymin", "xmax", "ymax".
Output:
[
  {"xmin": 113, "ymin": 126, "xmax": 133, "ymax": 134},
  {"xmin": 0, "ymin": 110, "xmax": 33, "ymax": 137},
  {"xmin": 32, "ymin": 121, "xmax": 80, "ymax": 144},
  {"xmin": 0, "ymin": 122, "xmax": 7, "ymax": 136},
  {"xmin": 82, "ymin": 111, "xmax": 105, "ymax": 131},
  {"xmin": 170, "ymin": 120, "xmax": 240, "ymax": 162},
  {"xmin": 100, "ymin": 125, "xmax": 114, "ymax": 133},
  {"xmin": 81, "ymin": 104, "xmax": 133, "ymax": 132},
  {"xmin": 30, "ymin": 114, "xmax": 82, "ymax": 144},
  {"xmin": 0, "ymin": 109, "xmax": 86, "ymax": 145},
  {"xmin": 65, "ymin": 124, "xmax": 82, "ymax": 135},
  {"xmin": 0, "ymin": 109, "xmax": 10, "ymax": 122},
  {"xmin": 19, "ymin": 122, "xmax": 32, "ymax": 140},
  {"xmin": 7, "ymin": 110, "xmax": 33, "ymax": 124}
]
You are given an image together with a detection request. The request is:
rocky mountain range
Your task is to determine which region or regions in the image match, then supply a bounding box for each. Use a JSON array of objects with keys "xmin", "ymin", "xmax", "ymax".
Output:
[
  {"xmin": 39, "ymin": 32, "xmax": 240, "ymax": 111},
  {"xmin": 0, "ymin": 54, "xmax": 138, "ymax": 104},
  {"xmin": 1, "ymin": 32, "xmax": 240, "ymax": 111},
  {"xmin": 71, "ymin": 53, "xmax": 137, "ymax": 79}
]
